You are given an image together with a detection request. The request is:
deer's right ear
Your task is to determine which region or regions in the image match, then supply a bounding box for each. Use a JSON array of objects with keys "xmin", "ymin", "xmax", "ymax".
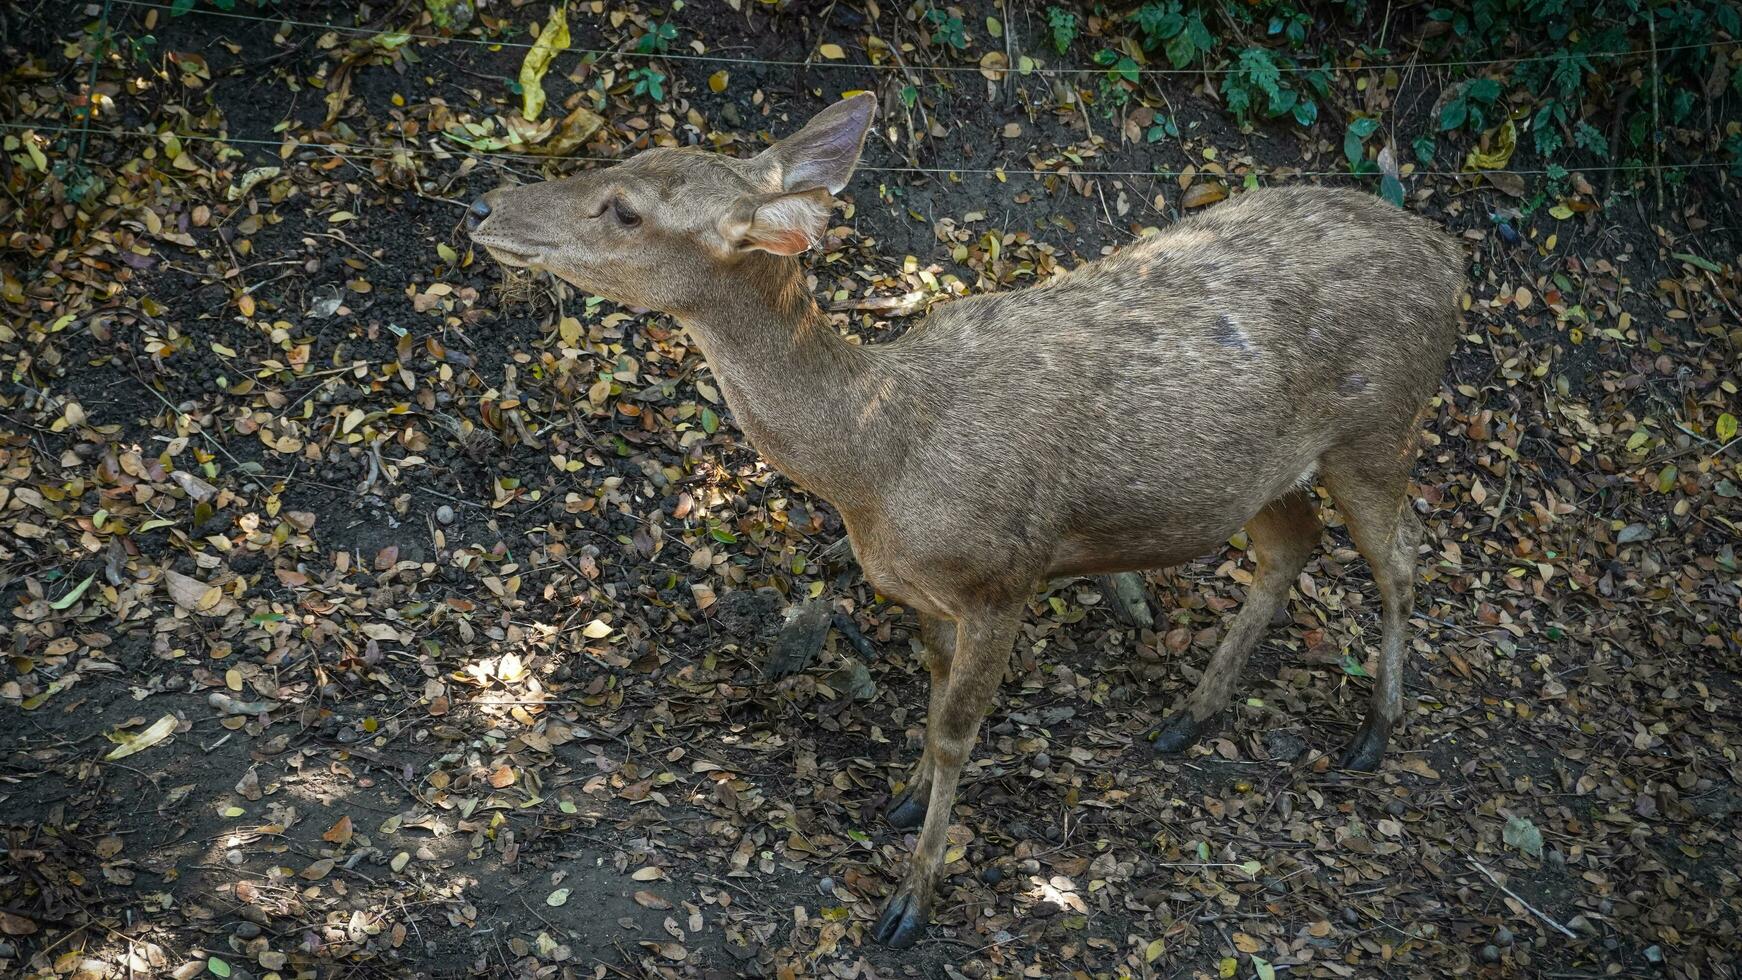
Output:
[
  {"xmin": 718, "ymin": 189, "xmax": 834, "ymax": 257},
  {"xmin": 756, "ymin": 93, "xmax": 876, "ymax": 195}
]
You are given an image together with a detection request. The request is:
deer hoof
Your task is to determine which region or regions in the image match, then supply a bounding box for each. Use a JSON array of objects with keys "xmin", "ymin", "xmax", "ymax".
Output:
[
  {"xmin": 884, "ymin": 789, "xmax": 928, "ymax": 830},
  {"xmin": 1149, "ymin": 712, "xmax": 1204, "ymax": 754},
  {"xmin": 872, "ymin": 887, "xmax": 931, "ymax": 948},
  {"xmin": 1338, "ymin": 715, "xmax": 1393, "ymax": 771}
]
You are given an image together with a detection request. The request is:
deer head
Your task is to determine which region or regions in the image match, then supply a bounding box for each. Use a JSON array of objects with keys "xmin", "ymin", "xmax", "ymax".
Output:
[{"xmin": 466, "ymin": 93, "xmax": 876, "ymax": 316}]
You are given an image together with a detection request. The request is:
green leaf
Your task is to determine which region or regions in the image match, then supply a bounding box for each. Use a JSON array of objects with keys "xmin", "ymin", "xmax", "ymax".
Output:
[
  {"xmin": 1671, "ymin": 252, "xmax": 1723, "ymax": 274},
  {"xmin": 1439, "ymin": 100, "xmax": 1468, "ymax": 132},
  {"xmin": 1349, "ymin": 117, "xmax": 1380, "ymax": 139},
  {"xmin": 1291, "ymin": 99, "xmax": 1317, "ymax": 127},
  {"xmin": 51, "ymin": 573, "xmax": 96, "ymax": 610},
  {"xmin": 1253, "ymin": 956, "xmax": 1277, "ymax": 980},
  {"xmin": 1344, "ymin": 130, "xmax": 1365, "ymax": 168},
  {"xmin": 1341, "ymin": 653, "xmax": 1369, "ymax": 677},
  {"xmin": 1503, "ymin": 814, "xmax": 1544, "ymax": 859},
  {"xmin": 700, "ymin": 407, "xmax": 719, "ymax": 434},
  {"xmin": 1380, "ymin": 173, "xmax": 1405, "ymax": 207},
  {"xmin": 1413, "ymin": 135, "xmax": 1436, "ymax": 164},
  {"xmin": 207, "ymin": 958, "xmax": 232, "ymax": 978}
]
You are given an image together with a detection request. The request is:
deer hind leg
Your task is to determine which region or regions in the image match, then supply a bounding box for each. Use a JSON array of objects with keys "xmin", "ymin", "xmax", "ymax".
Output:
[
  {"xmin": 874, "ymin": 602, "xmax": 1020, "ymax": 948},
  {"xmin": 885, "ymin": 613, "xmax": 956, "ymax": 830},
  {"xmin": 1152, "ymin": 490, "xmax": 1320, "ymax": 753},
  {"xmin": 1320, "ymin": 446, "xmax": 1422, "ymax": 771}
]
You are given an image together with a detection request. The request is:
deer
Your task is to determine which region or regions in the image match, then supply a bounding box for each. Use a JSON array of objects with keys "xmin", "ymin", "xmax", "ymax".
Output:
[{"xmin": 466, "ymin": 93, "xmax": 1466, "ymax": 948}]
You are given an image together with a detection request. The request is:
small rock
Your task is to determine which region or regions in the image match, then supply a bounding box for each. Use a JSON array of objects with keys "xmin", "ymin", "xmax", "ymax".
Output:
[
  {"xmin": 435, "ymin": 505, "xmax": 455, "ymax": 525},
  {"xmin": 0, "ymin": 942, "xmax": 15, "ymax": 960},
  {"xmin": 233, "ymin": 921, "xmax": 261, "ymax": 939},
  {"xmin": 764, "ymin": 599, "xmax": 833, "ymax": 679},
  {"xmin": 1030, "ymin": 901, "xmax": 1061, "ymax": 918},
  {"xmin": 817, "ymin": 876, "xmax": 835, "ymax": 895},
  {"xmin": 1480, "ymin": 944, "xmax": 1501, "ymax": 964},
  {"xmin": 1643, "ymin": 945, "xmax": 1664, "ymax": 964},
  {"xmin": 1494, "ymin": 926, "xmax": 1513, "ymax": 946},
  {"xmin": 1342, "ymin": 907, "xmax": 1360, "ymax": 926},
  {"xmin": 1264, "ymin": 731, "xmax": 1308, "ymax": 762},
  {"xmin": 979, "ymin": 866, "xmax": 1003, "ymax": 885},
  {"xmin": 1386, "ymin": 800, "xmax": 1405, "ymax": 816},
  {"xmin": 1032, "ymin": 752, "xmax": 1051, "ymax": 769}
]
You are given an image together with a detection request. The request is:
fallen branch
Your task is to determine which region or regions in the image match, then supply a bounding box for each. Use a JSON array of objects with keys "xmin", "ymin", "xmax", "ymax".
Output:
[{"xmin": 1468, "ymin": 858, "xmax": 1577, "ymax": 940}]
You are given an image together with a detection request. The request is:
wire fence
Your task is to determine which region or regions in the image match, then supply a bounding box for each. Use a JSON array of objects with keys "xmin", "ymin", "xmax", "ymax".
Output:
[
  {"xmin": 6, "ymin": 118, "xmax": 1735, "ymax": 182},
  {"xmin": 107, "ymin": 0, "xmax": 1742, "ymax": 78}
]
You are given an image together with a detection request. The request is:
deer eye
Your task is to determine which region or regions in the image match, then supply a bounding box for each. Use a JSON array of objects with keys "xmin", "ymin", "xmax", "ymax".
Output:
[{"xmin": 611, "ymin": 198, "xmax": 641, "ymax": 228}]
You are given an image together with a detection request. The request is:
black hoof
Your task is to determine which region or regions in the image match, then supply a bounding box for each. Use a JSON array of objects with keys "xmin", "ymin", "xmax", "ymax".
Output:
[
  {"xmin": 1338, "ymin": 715, "xmax": 1393, "ymax": 771},
  {"xmin": 872, "ymin": 888, "xmax": 930, "ymax": 948},
  {"xmin": 884, "ymin": 788, "xmax": 928, "ymax": 830},
  {"xmin": 1149, "ymin": 711, "xmax": 1207, "ymax": 754}
]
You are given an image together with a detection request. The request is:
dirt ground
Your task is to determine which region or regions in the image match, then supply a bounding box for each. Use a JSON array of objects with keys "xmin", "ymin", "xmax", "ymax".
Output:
[{"xmin": 3, "ymin": 2, "xmax": 1740, "ymax": 979}]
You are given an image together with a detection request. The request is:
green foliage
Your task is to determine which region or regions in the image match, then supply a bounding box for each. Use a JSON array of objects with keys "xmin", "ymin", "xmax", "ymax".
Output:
[
  {"xmin": 1047, "ymin": 6, "xmax": 1078, "ymax": 55},
  {"xmin": 1438, "ymin": 77, "xmax": 1500, "ymax": 133},
  {"xmin": 926, "ymin": 8, "xmax": 966, "ymax": 50},
  {"xmin": 1727, "ymin": 133, "xmax": 1742, "ymax": 178},
  {"xmin": 1132, "ymin": 2, "xmax": 1215, "ymax": 68},
  {"xmin": 169, "ymin": 0, "xmax": 238, "ymax": 13},
  {"xmin": 633, "ymin": 21, "xmax": 677, "ymax": 55},
  {"xmin": 1344, "ymin": 116, "xmax": 1380, "ymax": 173},
  {"xmin": 628, "ymin": 66, "xmax": 665, "ymax": 102},
  {"xmin": 1266, "ymin": 7, "xmax": 1312, "ymax": 47},
  {"xmin": 1221, "ymin": 48, "xmax": 1325, "ymax": 127},
  {"xmin": 1093, "ymin": 49, "xmax": 1140, "ymax": 111},
  {"xmin": 1146, "ymin": 114, "xmax": 1181, "ymax": 142}
]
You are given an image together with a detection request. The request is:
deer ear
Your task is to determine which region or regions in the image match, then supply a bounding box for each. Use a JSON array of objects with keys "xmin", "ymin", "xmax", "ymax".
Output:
[
  {"xmin": 756, "ymin": 93, "xmax": 875, "ymax": 194},
  {"xmin": 719, "ymin": 189, "xmax": 834, "ymax": 256}
]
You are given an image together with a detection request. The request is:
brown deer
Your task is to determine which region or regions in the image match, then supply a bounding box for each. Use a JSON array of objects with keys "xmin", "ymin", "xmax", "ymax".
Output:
[{"xmin": 467, "ymin": 94, "xmax": 1465, "ymax": 948}]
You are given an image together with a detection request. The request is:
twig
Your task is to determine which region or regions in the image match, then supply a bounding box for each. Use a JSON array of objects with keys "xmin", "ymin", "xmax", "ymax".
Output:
[{"xmin": 1467, "ymin": 858, "xmax": 1577, "ymax": 939}]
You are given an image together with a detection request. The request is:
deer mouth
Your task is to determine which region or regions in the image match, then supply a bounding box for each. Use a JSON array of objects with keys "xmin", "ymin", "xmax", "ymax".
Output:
[{"xmin": 474, "ymin": 239, "xmax": 542, "ymax": 270}]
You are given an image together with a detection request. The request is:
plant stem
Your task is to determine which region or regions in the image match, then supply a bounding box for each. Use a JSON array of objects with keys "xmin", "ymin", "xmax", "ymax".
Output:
[{"xmin": 75, "ymin": 0, "xmax": 115, "ymax": 168}]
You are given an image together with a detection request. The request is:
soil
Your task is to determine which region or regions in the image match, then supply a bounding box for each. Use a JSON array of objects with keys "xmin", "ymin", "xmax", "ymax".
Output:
[{"xmin": 3, "ymin": 3, "xmax": 1740, "ymax": 980}]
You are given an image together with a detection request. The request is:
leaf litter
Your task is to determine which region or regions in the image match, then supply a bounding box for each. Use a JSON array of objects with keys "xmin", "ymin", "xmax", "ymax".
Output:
[{"xmin": 1, "ymin": 2, "xmax": 1739, "ymax": 978}]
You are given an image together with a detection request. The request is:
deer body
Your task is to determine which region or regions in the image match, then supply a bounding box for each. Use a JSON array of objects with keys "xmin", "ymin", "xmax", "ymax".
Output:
[{"xmin": 468, "ymin": 95, "xmax": 1465, "ymax": 948}]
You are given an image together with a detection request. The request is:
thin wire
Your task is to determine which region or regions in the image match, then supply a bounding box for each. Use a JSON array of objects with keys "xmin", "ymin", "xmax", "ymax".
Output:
[
  {"xmin": 6, "ymin": 119, "xmax": 1734, "ymax": 180},
  {"xmin": 111, "ymin": 0, "xmax": 1740, "ymax": 78}
]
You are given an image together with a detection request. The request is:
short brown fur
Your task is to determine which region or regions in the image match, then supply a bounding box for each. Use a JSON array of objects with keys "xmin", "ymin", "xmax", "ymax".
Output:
[{"xmin": 469, "ymin": 94, "xmax": 1466, "ymax": 947}]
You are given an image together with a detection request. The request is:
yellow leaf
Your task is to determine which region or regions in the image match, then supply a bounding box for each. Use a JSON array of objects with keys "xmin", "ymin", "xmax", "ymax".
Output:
[
  {"xmin": 558, "ymin": 316, "xmax": 582, "ymax": 346},
  {"xmin": 1181, "ymin": 183, "xmax": 1227, "ymax": 209},
  {"xmin": 238, "ymin": 293, "xmax": 255, "ymax": 317},
  {"xmin": 519, "ymin": 6, "xmax": 571, "ymax": 122},
  {"xmin": 328, "ymin": 210, "xmax": 356, "ymax": 223},
  {"xmin": 708, "ymin": 70, "xmax": 728, "ymax": 93},
  {"xmin": 104, "ymin": 714, "xmax": 178, "ymax": 761},
  {"xmin": 437, "ymin": 242, "xmax": 458, "ymax": 264},
  {"xmin": 1145, "ymin": 938, "xmax": 1165, "ymax": 962},
  {"xmin": 1719, "ymin": 413, "xmax": 1738, "ymax": 443},
  {"xmin": 817, "ymin": 43, "xmax": 846, "ymax": 60},
  {"xmin": 1464, "ymin": 119, "xmax": 1516, "ymax": 170}
]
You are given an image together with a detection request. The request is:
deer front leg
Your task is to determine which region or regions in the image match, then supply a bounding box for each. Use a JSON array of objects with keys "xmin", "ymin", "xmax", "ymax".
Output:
[{"xmin": 873, "ymin": 604, "xmax": 1019, "ymax": 948}]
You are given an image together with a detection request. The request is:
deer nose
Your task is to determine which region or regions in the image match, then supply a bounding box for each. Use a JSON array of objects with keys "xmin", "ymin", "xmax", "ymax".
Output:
[{"xmin": 464, "ymin": 197, "xmax": 491, "ymax": 231}]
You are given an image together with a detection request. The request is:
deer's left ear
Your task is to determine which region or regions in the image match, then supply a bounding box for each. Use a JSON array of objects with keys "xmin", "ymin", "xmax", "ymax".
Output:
[
  {"xmin": 755, "ymin": 93, "xmax": 876, "ymax": 194},
  {"xmin": 718, "ymin": 188, "xmax": 834, "ymax": 256}
]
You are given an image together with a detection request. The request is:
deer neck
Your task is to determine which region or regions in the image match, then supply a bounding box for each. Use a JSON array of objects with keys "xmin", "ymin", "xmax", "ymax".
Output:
[{"xmin": 674, "ymin": 255, "xmax": 891, "ymax": 510}]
